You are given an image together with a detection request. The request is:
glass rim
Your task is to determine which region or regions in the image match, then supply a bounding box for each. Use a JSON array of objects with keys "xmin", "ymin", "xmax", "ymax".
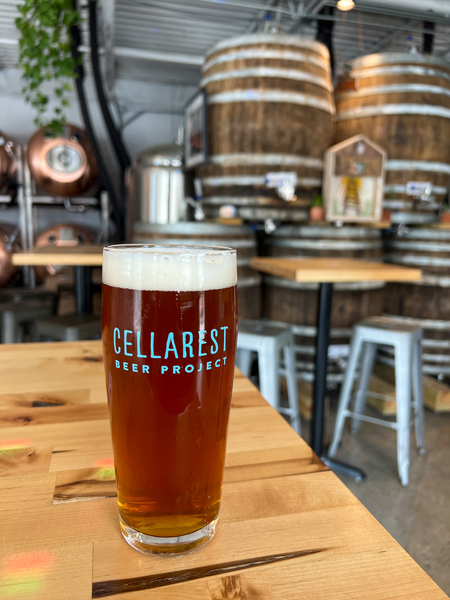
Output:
[{"xmin": 103, "ymin": 243, "xmax": 236, "ymax": 255}]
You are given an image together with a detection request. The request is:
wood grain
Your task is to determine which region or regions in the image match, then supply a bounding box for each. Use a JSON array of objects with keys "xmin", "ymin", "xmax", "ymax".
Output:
[
  {"xmin": 12, "ymin": 245, "xmax": 104, "ymax": 266},
  {"xmin": 250, "ymin": 257, "xmax": 422, "ymax": 283},
  {"xmin": 0, "ymin": 341, "xmax": 446, "ymax": 600}
]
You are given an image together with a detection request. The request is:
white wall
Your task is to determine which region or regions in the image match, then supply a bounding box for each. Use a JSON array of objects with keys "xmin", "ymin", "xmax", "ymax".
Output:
[{"xmin": 0, "ymin": 68, "xmax": 197, "ymax": 160}]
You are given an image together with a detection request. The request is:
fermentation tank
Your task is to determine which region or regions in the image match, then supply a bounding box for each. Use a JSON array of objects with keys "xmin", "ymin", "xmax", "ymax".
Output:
[{"xmin": 125, "ymin": 145, "xmax": 186, "ymax": 240}]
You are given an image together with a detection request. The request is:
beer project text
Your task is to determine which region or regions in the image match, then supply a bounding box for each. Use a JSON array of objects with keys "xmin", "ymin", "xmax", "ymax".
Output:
[{"xmin": 113, "ymin": 326, "xmax": 229, "ymax": 374}]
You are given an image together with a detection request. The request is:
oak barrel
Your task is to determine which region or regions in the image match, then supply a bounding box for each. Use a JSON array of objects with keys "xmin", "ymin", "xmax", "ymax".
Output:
[
  {"xmin": 133, "ymin": 222, "xmax": 261, "ymax": 320},
  {"xmin": 262, "ymin": 225, "xmax": 384, "ymax": 381},
  {"xmin": 335, "ymin": 53, "xmax": 450, "ymax": 224},
  {"xmin": 383, "ymin": 226, "xmax": 450, "ymax": 375},
  {"xmin": 199, "ymin": 33, "xmax": 335, "ymax": 222}
]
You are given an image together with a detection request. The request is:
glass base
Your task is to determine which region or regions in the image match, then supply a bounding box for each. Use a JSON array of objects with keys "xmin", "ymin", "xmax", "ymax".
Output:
[{"xmin": 119, "ymin": 515, "xmax": 219, "ymax": 556}]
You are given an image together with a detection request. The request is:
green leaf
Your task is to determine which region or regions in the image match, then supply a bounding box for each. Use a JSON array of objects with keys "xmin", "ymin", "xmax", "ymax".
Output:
[{"xmin": 61, "ymin": 98, "xmax": 69, "ymax": 107}]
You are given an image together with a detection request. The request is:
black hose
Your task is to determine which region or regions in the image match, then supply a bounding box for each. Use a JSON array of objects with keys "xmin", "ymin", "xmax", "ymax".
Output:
[
  {"xmin": 423, "ymin": 21, "xmax": 435, "ymax": 55},
  {"xmin": 70, "ymin": 10, "xmax": 124, "ymax": 240},
  {"xmin": 316, "ymin": 6, "xmax": 335, "ymax": 76},
  {"xmin": 89, "ymin": 0, "xmax": 131, "ymax": 175}
]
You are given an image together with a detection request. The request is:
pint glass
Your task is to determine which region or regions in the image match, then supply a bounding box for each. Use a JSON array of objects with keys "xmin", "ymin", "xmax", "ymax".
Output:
[{"xmin": 102, "ymin": 244, "xmax": 238, "ymax": 555}]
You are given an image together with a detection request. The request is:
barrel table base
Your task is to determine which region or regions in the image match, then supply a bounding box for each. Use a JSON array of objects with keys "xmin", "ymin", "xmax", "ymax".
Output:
[{"xmin": 120, "ymin": 515, "xmax": 219, "ymax": 556}]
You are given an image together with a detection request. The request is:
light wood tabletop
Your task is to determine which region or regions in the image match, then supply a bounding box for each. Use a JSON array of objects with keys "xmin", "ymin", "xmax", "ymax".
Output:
[
  {"xmin": 12, "ymin": 245, "xmax": 104, "ymax": 267},
  {"xmin": 250, "ymin": 257, "xmax": 422, "ymax": 283},
  {"xmin": 0, "ymin": 341, "xmax": 445, "ymax": 599}
]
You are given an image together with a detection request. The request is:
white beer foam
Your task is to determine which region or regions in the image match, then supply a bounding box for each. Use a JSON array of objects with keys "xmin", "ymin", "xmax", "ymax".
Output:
[{"xmin": 103, "ymin": 245, "xmax": 237, "ymax": 292}]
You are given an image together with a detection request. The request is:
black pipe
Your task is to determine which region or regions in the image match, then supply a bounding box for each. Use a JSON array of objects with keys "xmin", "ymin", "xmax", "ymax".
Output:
[
  {"xmin": 70, "ymin": 8, "xmax": 124, "ymax": 240},
  {"xmin": 316, "ymin": 6, "xmax": 335, "ymax": 75},
  {"xmin": 422, "ymin": 21, "xmax": 435, "ymax": 54},
  {"xmin": 89, "ymin": 0, "xmax": 131, "ymax": 175}
]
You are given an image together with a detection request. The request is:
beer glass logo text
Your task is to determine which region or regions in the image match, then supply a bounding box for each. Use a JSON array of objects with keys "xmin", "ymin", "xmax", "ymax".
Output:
[{"xmin": 112, "ymin": 327, "xmax": 229, "ymax": 374}]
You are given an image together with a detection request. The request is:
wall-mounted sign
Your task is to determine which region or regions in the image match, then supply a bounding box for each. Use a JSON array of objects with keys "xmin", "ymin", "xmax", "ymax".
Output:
[{"xmin": 323, "ymin": 134, "xmax": 386, "ymax": 223}]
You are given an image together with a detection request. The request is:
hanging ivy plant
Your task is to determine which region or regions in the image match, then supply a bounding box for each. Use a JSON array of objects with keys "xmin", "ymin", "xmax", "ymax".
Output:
[{"xmin": 15, "ymin": 0, "xmax": 82, "ymax": 136}]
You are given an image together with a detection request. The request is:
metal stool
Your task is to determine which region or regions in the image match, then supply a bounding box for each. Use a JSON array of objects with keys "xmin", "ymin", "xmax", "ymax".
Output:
[
  {"xmin": 328, "ymin": 316, "xmax": 425, "ymax": 486},
  {"xmin": 0, "ymin": 299, "xmax": 55, "ymax": 343},
  {"xmin": 32, "ymin": 314, "xmax": 101, "ymax": 342},
  {"xmin": 0, "ymin": 287, "xmax": 57, "ymax": 309},
  {"xmin": 236, "ymin": 320, "xmax": 300, "ymax": 435}
]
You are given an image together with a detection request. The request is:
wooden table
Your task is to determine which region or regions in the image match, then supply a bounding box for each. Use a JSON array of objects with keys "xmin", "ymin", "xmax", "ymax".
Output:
[
  {"xmin": 250, "ymin": 257, "xmax": 422, "ymax": 479},
  {"xmin": 0, "ymin": 340, "xmax": 445, "ymax": 599},
  {"xmin": 13, "ymin": 246, "xmax": 104, "ymax": 314}
]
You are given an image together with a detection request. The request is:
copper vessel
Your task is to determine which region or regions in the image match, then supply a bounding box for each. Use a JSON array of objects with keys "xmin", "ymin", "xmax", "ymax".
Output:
[
  {"xmin": 34, "ymin": 223, "xmax": 95, "ymax": 282},
  {"xmin": 0, "ymin": 224, "xmax": 21, "ymax": 288},
  {"xmin": 0, "ymin": 132, "xmax": 17, "ymax": 196},
  {"xmin": 27, "ymin": 124, "xmax": 98, "ymax": 197}
]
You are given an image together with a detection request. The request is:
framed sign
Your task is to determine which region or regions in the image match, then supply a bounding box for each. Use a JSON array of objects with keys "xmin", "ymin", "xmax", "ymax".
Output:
[
  {"xmin": 184, "ymin": 89, "xmax": 208, "ymax": 169},
  {"xmin": 323, "ymin": 134, "xmax": 386, "ymax": 223}
]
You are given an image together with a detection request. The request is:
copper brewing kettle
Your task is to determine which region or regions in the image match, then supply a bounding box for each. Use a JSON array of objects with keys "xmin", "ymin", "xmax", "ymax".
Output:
[
  {"xmin": 27, "ymin": 124, "xmax": 98, "ymax": 197},
  {"xmin": 33, "ymin": 223, "xmax": 95, "ymax": 283},
  {"xmin": 0, "ymin": 133, "xmax": 17, "ymax": 196}
]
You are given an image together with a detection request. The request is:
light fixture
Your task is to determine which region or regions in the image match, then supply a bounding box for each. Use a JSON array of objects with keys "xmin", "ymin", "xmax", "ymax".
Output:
[{"xmin": 337, "ymin": 0, "xmax": 355, "ymax": 10}]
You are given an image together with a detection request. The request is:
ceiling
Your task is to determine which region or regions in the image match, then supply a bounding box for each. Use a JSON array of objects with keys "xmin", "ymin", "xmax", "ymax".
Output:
[{"xmin": 1, "ymin": 0, "xmax": 450, "ymax": 90}]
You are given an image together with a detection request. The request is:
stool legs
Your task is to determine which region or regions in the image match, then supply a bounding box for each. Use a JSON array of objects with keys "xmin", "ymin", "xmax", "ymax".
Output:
[
  {"xmin": 412, "ymin": 339, "xmax": 425, "ymax": 456},
  {"xmin": 236, "ymin": 349, "xmax": 254, "ymax": 378},
  {"xmin": 351, "ymin": 342, "xmax": 377, "ymax": 436},
  {"xmin": 2, "ymin": 312, "xmax": 20, "ymax": 344},
  {"xmin": 395, "ymin": 338, "xmax": 413, "ymax": 487},
  {"xmin": 258, "ymin": 341, "xmax": 280, "ymax": 411},
  {"xmin": 283, "ymin": 343, "xmax": 301, "ymax": 435},
  {"xmin": 328, "ymin": 331, "xmax": 363, "ymax": 458}
]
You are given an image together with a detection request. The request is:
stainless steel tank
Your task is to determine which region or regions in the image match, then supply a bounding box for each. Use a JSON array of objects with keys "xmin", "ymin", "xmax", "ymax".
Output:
[{"xmin": 125, "ymin": 145, "xmax": 186, "ymax": 241}]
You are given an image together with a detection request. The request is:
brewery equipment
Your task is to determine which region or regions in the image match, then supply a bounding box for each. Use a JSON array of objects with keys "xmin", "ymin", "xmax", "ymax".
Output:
[
  {"xmin": 125, "ymin": 145, "xmax": 187, "ymax": 240},
  {"xmin": 27, "ymin": 124, "xmax": 98, "ymax": 197},
  {"xmin": 33, "ymin": 223, "xmax": 95, "ymax": 282}
]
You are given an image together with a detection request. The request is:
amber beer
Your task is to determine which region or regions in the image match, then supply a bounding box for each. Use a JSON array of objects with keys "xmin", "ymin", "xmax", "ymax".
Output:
[{"xmin": 102, "ymin": 244, "xmax": 237, "ymax": 554}]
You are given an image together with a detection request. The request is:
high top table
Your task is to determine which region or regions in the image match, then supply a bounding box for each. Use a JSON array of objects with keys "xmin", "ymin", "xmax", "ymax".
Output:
[
  {"xmin": 0, "ymin": 340, "xmax": 445, "ymax": 599},
  {"xmin": 250, "ymin": 257, "xmax": 422, "ymax": 480},
  {"xmin": 12, "ymin": 246, "xmax": 104, "ymax": 315}
]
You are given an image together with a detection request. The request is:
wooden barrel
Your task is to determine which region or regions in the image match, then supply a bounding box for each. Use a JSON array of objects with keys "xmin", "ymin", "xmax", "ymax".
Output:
[
  {"xmin": 335, "ymin": 53, "xmax": 450, "ymax": 224},
  {"xmin": 199, "ymin": 33, "xmax": 335, "ymax": 222},
  {"xmin": 262, "ymin": 225, "xmax": 384, "ymax": 381},
  {"xmin": 263, "ymin": 224, "xmax": 382, "ymax": 259},
  {"xmin": 133, "ymin": 222, "xmax": 261, "ymax": 320},
  {"xmin": 383, "ymin": 227, "xmax": 450, "ymax": 375}
]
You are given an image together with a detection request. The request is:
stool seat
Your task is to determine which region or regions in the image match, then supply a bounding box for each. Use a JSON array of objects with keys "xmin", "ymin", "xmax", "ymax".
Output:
[
  {"xmin": 238, "ymin": 320, "xmax": 293, "ymax": 345},
  {"xmin": 237, "ymin": 319, "xmax": 300, "ymax": 435},
  {"xmin": 33, "ymin": 314, "xmax": 101, "ymax": 342},
  {"xmin": 358, "ymin": 316, "xmax": 421, "ymax": 335},
  {"xmin": 328, "ymin": 316, "xmax": 425, "ymax": 486}
]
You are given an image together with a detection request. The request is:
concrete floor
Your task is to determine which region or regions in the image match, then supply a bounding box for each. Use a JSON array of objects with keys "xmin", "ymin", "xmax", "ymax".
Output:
[{"xmin": 322, "ymin": 404, "xmax": 450, "ymax": 596}]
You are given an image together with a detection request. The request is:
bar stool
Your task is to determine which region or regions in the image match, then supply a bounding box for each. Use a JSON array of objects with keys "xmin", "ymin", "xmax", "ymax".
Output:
[
  {"xmin": 328, "ymin": 316, "xmax": 425, "ymax": 486},
  {"xmin": 236, "ymin": 320, "xmax": 300, "ymax": 435},
  {"xmin": 0, "ymin": 288, "xmax": 57, "ymax": 309},
  {"xmin": 0, "ymin": 288, "xmax": 57, "ymax": 344},
  {"xmin": 32, "ymin": 314, "xmax": 101, "ymax": 342}
]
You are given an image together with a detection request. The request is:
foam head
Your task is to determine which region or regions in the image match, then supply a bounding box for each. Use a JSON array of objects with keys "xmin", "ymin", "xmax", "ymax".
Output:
[{"xmin": 102, "ymin": 244, "xmax": 237, "ymax": 292}]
